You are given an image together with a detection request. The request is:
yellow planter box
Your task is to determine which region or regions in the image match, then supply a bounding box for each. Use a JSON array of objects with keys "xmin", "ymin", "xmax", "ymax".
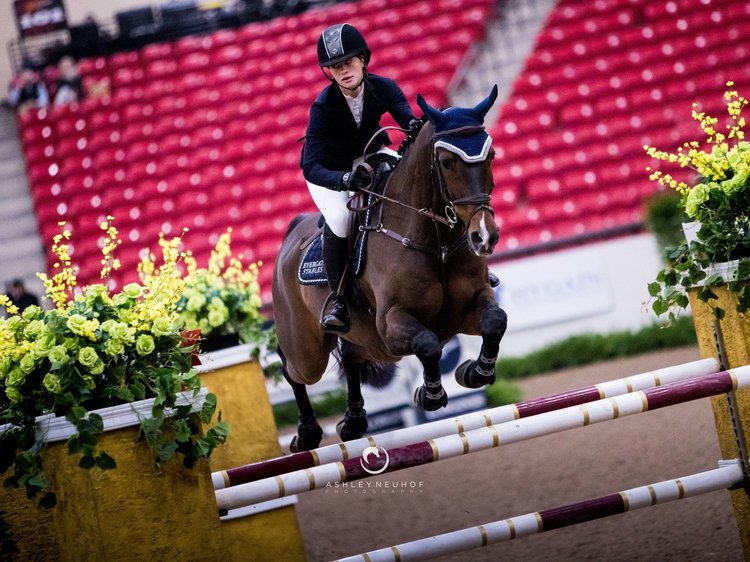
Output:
[
  {"xmin": 689, "ymin": 285, "xmax": 750, "ymax": 557},
  {"xmin": 2, "ymin": 389, "xmax": 227, "ymax": 561},
  {"xmin": 197, "ymin": 345, "xmax": 306, "ymax": 562}
]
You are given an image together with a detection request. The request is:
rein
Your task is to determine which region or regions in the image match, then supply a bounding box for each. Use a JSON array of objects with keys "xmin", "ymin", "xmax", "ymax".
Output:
[
  {"xmin": 350, "ymin": 124, "xmax": 493, "ymax": 262},
  {"xmin": 350, "ymin": 125, "xmax": 458, "ymax": 227}
]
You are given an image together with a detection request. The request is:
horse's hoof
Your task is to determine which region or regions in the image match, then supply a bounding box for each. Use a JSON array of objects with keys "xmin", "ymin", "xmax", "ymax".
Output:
[
  {"xmin": 336, "ymin": 411, "xmax": 368, "ymax": 441},
  {"xmin": 289, "ymin": 418, "xmax": 323, "ymax": 452},
  {"xmin": 413, "ymin": 385, "xmax": 448, "ymax": 412},
  {"xmin": 455, "ymin": 359, "xmax": 496, "ymax": 389}
]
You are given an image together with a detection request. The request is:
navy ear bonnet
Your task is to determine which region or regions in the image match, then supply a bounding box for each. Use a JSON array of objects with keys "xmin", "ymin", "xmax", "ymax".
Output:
[{"xmin": 416, "ymin": 85, "xmax": 498, "ymax": 163}]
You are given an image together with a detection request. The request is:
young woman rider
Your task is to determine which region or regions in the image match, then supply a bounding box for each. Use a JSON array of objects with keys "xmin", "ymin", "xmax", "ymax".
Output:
[{"xmin": 301, "ymin": 23, "xmax": 416, "ymax": 334}]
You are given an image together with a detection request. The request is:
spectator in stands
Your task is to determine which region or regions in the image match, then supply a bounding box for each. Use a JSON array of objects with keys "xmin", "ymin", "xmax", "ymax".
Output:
[
  {"xmin": 301, "ymin": 23, "xmax": 416, "ymax": 334},
  {"xmin": 53, "ymin": 56, "xmax": 84, "ymax": 106},
  {"xmin": 6, "ymin": 279, "xmax": 40, "ymax": 312},
  {"xmin": 8, "ymin": 65, "xmax": 49, "ymax": 113}
]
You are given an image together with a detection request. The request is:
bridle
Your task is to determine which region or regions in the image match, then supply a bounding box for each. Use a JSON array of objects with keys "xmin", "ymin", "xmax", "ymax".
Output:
[
  {"xmin": 351, "ymin": 124, "xmax": 494, "ymax": 262},
  {"xmin": 430, "ymin": 125, "xmax": 495, "ymax": 229}
]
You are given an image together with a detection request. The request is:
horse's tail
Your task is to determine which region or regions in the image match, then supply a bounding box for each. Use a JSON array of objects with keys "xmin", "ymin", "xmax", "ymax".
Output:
[
  {"xmin": 283, "ymin": 213, "xmax": 309, "ymax": 240},
  {"xmin": 332, "ymin": 345, "xmax": 397, "ymax": 388},
  {"xmin": 359, "ymin": 361, "xmax": 396, "ymax": 388}
]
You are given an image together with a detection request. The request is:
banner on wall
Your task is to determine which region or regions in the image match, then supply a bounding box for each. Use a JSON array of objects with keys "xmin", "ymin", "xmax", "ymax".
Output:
[
  {"xmin": 491, "ymin": 246, "xmax": 613, "ymax": 332},
  {"xmin": 14, "ymin": 0, "xmax": 68, "ymax": 38}
]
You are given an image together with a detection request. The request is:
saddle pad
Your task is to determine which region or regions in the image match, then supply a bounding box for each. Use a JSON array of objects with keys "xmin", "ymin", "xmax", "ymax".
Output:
[
  {"xmin": 298, "ymin": 233, "xmax": 326, "ymax": 285},
  {"xmin": 297, "ymin": 228, "xmax": 368, "ymax": 285},
  {"xmin": 298, "ymin": 154, "xmax": 395, "ymax": 285}
]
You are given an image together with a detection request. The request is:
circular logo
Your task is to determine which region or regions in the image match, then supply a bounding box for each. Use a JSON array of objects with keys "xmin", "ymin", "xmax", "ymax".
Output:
[{"xmin": 360, "ymin": 446, "xmax": 389, "ymax": 475}]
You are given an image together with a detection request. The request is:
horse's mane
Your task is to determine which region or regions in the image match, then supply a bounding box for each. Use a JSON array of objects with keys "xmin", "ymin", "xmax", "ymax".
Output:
[
  {"xmin": 283, "ymin": 213, "xmax": 309, "ymax": 239},
  {"xmin": 397, "ymin": 116, "xmax": 428, "ymax": 156}
]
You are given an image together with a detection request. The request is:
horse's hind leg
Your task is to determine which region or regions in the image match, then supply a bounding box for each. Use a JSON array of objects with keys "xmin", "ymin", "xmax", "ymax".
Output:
[
  {"xmin": 456, "ymin": 292, "xmax": 508, "ymax": 389},
  {"xmin": 336, "ymin": 361, "xmax": 368, "ymax": 441},
  {"xmin": 279, "ymin": 347, "xmax": 324, "ymax": 452}
]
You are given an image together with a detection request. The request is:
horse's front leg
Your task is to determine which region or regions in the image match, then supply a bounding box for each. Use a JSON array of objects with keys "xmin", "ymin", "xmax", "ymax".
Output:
[
  {"xmin": 456, "ymin": 288, "xmax": 508, "ymax": 389},
  {"xmin": 383, "ymin": 306, "xmax": 447, "ymax": 412}
]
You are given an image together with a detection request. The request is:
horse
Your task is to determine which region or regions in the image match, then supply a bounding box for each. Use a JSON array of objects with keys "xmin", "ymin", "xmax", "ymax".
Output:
[{"xmin": 272, "ymin": 86, "xmax": 507, "ymax": 451}]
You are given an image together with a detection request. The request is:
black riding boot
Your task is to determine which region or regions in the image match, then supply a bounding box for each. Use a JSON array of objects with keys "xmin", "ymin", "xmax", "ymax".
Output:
[{"xmin": 321, "ymin": 225, "xmax": 350, "ymax": 334}]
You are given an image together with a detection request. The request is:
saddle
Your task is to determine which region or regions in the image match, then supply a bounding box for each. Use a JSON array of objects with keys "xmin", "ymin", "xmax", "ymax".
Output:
[{"xmin": 297, "ymin": 153, "xmax": 398, "ymax": 285}]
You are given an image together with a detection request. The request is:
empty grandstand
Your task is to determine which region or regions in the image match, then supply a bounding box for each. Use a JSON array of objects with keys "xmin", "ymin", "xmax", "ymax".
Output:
[{"xmin": 2, "ymin": 0, "xmax": 749, "ymax": 312}]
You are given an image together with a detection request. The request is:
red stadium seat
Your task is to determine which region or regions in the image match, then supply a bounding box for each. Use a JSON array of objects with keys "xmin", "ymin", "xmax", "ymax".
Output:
[{"xmin": 140, "ymin": 42, "xmax": 173, "ymax": 63}]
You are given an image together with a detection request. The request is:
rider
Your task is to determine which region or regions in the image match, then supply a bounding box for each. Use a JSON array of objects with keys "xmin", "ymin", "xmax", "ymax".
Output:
[{"xmin": 301, "ymin": 23, "xmax": 416, "ymax": 334}]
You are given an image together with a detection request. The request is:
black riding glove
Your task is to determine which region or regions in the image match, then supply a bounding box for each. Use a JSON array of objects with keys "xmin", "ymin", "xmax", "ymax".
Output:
[{"xmin": 340, "ymin": 166, "xmax": 371, "ymax": 192}]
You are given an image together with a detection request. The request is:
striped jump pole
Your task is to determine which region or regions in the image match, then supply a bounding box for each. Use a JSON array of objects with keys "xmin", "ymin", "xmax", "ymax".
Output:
[
  {"xmin": 336, "ymin": 460, "xmax": 745, "ymax": 562},
  {"xmin": 212, "ymin": 358, "xmax": 719, "ymax": 490},
  {"xmin": 214, "ymin": 365, "xmax": 750, "ymax": 512}
]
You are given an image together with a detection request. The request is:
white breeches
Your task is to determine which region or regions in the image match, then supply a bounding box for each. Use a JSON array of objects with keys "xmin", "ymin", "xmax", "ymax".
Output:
[{"xmin": 307, "ymin": 147, "xmax": 399, "ymax": 238}]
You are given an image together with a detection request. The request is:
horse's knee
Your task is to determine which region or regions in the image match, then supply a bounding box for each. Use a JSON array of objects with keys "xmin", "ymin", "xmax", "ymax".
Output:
[
  {"xmin": 480, "ymin": 306, "xmax": 507, "ymax": 339},
  {"xmin": 411, "ymin": 331, "xmax": 441, "ymax": 362}
]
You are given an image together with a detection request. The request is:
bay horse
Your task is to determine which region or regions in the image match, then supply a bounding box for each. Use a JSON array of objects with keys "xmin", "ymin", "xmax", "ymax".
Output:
[{"xmin": 272, "ymin": 86, "xmax": 507, "ymax": 451}]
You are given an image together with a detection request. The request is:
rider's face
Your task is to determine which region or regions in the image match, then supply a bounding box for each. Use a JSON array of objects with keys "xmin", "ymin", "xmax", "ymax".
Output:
[{"xmin": 329, "ymin": 56, "xmax": 364, "ymax": 94}]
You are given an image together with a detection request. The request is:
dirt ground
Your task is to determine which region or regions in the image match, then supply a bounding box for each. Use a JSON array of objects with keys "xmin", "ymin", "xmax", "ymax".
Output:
[{"xmin": 292, "ymin": 347, "xmax": 745, "ymax": 561}]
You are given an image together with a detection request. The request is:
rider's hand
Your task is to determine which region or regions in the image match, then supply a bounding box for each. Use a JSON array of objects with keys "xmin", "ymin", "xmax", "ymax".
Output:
[{"xmin": 341, "ymin": 166, "xmax": 371, "ymax": 192}]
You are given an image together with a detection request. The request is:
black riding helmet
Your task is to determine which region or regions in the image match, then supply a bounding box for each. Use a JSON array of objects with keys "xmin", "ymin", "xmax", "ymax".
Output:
[{"xmin": 317, "ymin": 23, "xmax": 371, "ymax": 68}]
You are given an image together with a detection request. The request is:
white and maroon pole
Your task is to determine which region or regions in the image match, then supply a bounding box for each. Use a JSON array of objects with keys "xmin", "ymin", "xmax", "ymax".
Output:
[
  {"xmin": 213, "ymin": 358, "xmax": 719, "ymax": 489},
  {"xmin": 336, "ymin": 460, "xmax": 744, "ymax": 561},
  {"xmin": 214, "ymin": 365, "xmax": 749, "ymax": 511}
]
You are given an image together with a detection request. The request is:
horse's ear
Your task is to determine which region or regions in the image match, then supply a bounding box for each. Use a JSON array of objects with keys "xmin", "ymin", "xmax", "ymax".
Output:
[
  {"xmin": 417, "ymin": 94, "xmax": 445, "ymax": 127},
  {"xmin": 472, "ymin": 84, "xmax": 499, "ymax": 122}
]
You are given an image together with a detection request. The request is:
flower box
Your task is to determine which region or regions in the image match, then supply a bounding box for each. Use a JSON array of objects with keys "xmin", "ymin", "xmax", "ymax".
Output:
[
  {"xmin": 1, "ymin": 389, "xmax": 229, "ymax": 560},
  {"xmin": 646, "ymin": 83, "xmax": 750, "ymax": 320},
  {"xmin": 195, "ymin": 346, "xmax": 306, "ymax": 561}
]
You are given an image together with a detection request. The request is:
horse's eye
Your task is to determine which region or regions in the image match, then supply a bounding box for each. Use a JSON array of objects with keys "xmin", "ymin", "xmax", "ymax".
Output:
[{"xmin": 441, "ymin": 159, "xmax": 453, "ymax": 170}]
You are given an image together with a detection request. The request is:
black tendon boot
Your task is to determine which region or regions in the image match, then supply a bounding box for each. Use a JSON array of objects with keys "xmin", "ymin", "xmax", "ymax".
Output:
[{"xmin": 321, "ymin": 225, "xmax": 351, "ymax": 333}]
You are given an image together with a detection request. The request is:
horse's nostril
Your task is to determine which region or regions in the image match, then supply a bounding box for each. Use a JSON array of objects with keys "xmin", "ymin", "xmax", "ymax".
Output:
[{"xmin": 471, "ymin": 232, "xmax": 483, "ymax": 247}]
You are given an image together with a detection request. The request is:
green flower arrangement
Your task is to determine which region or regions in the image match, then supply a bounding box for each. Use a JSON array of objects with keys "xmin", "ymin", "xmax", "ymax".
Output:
[
  {"xmin": 0, "ymin": 218, "xmax": 229, "ymax": 507},
  {"xmin": 645, "ymin": 82, "xmax": 750, "ymax": 321},
  {"xmin": 140, "ymin": 229, "xmax": 272, "ymax": 356}
]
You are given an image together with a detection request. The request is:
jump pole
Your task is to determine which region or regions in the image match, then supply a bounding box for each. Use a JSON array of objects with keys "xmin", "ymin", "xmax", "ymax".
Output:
[
  {"xmin": 213, "ymin": 358, "xmax": 719, "ymax": 489},
  {"xmin": 214, "ymin": 365, "xmax": 750, "ymax": 511},
  {"xmin": 336, "ymin": 460, "xmax": 745, "ymax": 562}
]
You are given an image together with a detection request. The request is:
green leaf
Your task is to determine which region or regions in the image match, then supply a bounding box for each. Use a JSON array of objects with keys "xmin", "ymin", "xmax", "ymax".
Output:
[
  {"xmin": 95, "ymin": 452, "xmax": 117, "ymax": 470},
  {"xmin": 652, "ymin": 298, "xmax": 669, "ymax": 317},
  {"xmin": 173, "ymin": 419, "xmax": 191, "ymax": 443},
  {"xmin": 192, "ymin": 439, "xmax": 211, "ymax": 458},
  {"xmin": 27, "ymin": 474, "xmax": 48, "ymax": 490},
  {"xmin": 115, "ymin": 387, "xmax": 134, "ymax": 402},
  {"xmin": 647, "ymin": 282, "xmax": 661, "ymax": 297},
  {"xmin": 67, "ymin": 435, "xmax": 81, "ymax": 454},
  {"xmin": 715, "ymin": 307, "xmax": 726, "ymax": 320},
  {"xmin": 86, "ymin": 414, "xmax": 104, "ymax": 435},
  {"xmin": 78, "ymin": 455, "xmax": 96, "ymax": 470},
  {"xmin": 38, "ymin": 492, "xmax": 56, "ymax": 509},
  {"xmin": 157, "ymin": 442, "xmax": 178, "ymax": 462},
  {"xmin": 200, "ymin": 393, "xmax": 217, "ymax": 424},
  {"xmin": 131, "ymin": 381, "xmax": 146, "ymax": 401}
]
